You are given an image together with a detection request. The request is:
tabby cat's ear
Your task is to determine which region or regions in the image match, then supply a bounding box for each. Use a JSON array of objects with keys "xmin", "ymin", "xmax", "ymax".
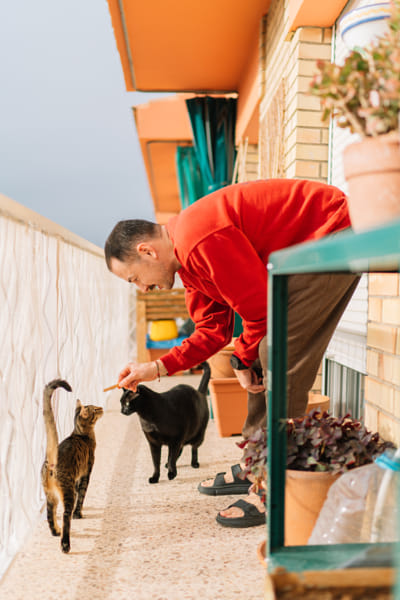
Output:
[{"xmin": 76, "ymin": 399, "xmax": 83, "ymax": 409}]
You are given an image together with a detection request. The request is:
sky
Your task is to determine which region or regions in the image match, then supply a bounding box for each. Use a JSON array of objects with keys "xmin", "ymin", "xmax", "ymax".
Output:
[{"xmin": 0, "ymin": 0, "xmax": 169, "ymax": 248}]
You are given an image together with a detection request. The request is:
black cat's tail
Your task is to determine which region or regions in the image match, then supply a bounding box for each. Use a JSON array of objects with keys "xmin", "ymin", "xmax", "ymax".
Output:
[
  {"xmin": 43, "ymin": 379, "xmax": 72, "ymax": 467},
  {"xmin": 197, "ymin": 362, "xmax": 211, "ymax": 395}
]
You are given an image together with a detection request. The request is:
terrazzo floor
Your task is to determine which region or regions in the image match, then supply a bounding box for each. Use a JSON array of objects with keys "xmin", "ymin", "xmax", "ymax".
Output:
[{"xmin": 0, "ymin": 374, "xmax": 266, "ymax": 600}]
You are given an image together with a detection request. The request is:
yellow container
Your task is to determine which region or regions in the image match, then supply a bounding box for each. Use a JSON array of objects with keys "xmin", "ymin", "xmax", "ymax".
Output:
[{"xmin": 149, "ymin": 319, "xmax": 178, "ymax": 341}]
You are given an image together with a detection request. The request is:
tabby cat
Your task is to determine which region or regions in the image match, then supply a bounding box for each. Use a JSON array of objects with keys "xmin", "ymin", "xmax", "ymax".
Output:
[{"xmin": 41, "ymin": 379, "xmax": 103, "ymax": 553}]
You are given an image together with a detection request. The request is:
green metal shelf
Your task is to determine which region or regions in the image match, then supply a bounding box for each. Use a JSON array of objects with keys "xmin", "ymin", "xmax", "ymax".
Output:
[
  {"xmin": 266, "ymin": 220, "xmax": 400, "ymax": 578},
  {"xmin": 268, "ymin": 543, "xmax": 390, "ymax": 572}
]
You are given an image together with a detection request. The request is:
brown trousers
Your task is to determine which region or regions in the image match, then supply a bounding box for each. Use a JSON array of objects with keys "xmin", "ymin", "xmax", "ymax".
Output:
[{"xmin": 241, "ymin": 273, "xmax": 361, "ymax": 438}]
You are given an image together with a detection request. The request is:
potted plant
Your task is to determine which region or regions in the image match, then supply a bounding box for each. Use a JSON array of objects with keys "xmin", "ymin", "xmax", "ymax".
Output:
[
  {"xmin": 239, "ymin": 410, "xmax": 394, "ymax": 547},
  {"xmin": 207, "ymin": 341, "xmax": 249, "ymax": 437},
  {"xmin": 339, "ymin": 3, "xmax": 392, "ymax": 51},
  {"xmin": 309, "ymin": 0, "xmax": 400, "ymax": 232},
  {"xmin": 209, "ymin": 375, "xmax": 248, "ymax": 437}
]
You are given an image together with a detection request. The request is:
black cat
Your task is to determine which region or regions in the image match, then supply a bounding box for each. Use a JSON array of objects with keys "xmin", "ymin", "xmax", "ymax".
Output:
[{"xmin": 120, "ymin": 362, "xmax": 210, "ymax": 483}]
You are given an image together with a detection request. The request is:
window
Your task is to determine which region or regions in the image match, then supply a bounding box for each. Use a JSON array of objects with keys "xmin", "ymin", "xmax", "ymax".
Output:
[{"xmin": 324, "ymin": 358, "xmax": 365, "ymax": 419}]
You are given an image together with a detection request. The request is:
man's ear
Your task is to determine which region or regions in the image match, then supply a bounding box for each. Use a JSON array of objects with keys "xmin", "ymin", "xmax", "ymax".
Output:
[{"xmin": 136, "ymin": 242, "xmax": 157, "ymax": 258}]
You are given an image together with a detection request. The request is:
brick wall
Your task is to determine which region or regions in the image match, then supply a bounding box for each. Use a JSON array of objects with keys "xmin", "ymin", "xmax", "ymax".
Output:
[
  {"xmin": 259, "ymin": 0, "xmax": 331, "ymax": 183},
  {"xmin": 235, "ymin": 141, "xmax": 259, "ymax": 183},
  {"xmin": 245, "ymin": 144, "xmax": 259, "ymax": 180},
  {"xmin": 365, "ymin": 273, "xmax": 400, "ymax": 444},
  {"xmin": 284, "ymin": 27, "xmax": 332, "ymax": 181}
]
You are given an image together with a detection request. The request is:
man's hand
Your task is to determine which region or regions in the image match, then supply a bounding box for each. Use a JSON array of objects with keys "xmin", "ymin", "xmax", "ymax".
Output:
[
  {"xmin": 118, "ymin": 361, "xmax": 159, "ymax": 391},
  {"xmin": 233, "ymin": 367, "xmax": 265, "ymax": 394}
]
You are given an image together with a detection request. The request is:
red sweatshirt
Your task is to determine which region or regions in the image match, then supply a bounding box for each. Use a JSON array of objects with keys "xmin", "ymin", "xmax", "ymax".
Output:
[{"xmin": 161, "ymin": 179, "xmax": 350, "ymax": 375}]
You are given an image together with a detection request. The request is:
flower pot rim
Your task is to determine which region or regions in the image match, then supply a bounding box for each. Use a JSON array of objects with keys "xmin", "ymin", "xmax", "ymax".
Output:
[
  {"xmin": 343, "ymin": 132, "xmax": 400, "ymax": 180},
  {"xmin": 343, "ymin": 131, "xmax": 400, "ymax": 149},
  {"xmin": 209, "ymin": 377, "xmax": 242, "ymax": 384},
  {"xmin": 286, "ymin": 469, "xmax": 341, "ymax": 479}
]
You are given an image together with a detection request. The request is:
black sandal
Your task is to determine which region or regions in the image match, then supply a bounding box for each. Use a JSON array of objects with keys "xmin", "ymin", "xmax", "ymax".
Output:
[
  {"xmin": 216, "ymin": 498, "xmax": 266, "ymax": 528},
  {"xmin": 197, "ymin": 464, "xmax": 252, "ymax": 496}
]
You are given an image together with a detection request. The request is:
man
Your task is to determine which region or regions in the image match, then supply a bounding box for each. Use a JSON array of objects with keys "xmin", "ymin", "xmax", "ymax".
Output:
[{"xmin": 105, "ymin": 179, "xmax": 360, "ymax": 528}]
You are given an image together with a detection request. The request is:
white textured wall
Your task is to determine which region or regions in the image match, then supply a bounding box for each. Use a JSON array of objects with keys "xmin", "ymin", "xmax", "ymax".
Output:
[{"xmin": 0, "ymin": 195, "xmax": 130, "ymax": 578}]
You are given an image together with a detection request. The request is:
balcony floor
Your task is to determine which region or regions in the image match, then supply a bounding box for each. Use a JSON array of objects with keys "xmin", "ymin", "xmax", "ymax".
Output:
[{"xmin": 0, "ymin": 374, "xmax": 266, "ymax": 599}]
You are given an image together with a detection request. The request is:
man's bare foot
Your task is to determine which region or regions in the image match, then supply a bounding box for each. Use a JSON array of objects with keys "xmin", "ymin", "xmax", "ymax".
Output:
[{"xmin": 218, "ymin": 491, "xmax": 265, "ymax": 519}]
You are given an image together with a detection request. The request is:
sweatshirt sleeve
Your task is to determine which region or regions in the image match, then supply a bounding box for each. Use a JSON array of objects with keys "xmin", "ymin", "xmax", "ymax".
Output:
[{"xmin": 160, "ymin": 226, "xmax": 267, "ymax": 374}]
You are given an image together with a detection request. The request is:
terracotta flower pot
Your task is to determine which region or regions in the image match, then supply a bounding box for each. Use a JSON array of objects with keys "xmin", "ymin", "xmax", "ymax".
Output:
[
  {"xmin": 257, "ymin": 469, "xmax": 338, "ymax": 564},
  {"xmin": 284, "ymin": 469, "xmax": 340, "ymax": 546},
  {"xmin": 209, "ymin": 377, "xmax": 248, "ymax": 437},
  {"xmin": 306, "ymin": 392, "xmax": 330, "ymax": 414},
  {"xmin": 343, "ymin": 133, "xmax": 400, "ymax": 232},
  {"xmin": 208, "ymin": 346, "xmax": 235, "ymax": 378}
]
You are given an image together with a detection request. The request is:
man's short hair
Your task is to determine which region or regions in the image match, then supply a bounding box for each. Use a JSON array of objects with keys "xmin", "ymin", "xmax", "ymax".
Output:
[{"xmin": 104, "ymin": 219, "xmax": 159, "ymax": 269}]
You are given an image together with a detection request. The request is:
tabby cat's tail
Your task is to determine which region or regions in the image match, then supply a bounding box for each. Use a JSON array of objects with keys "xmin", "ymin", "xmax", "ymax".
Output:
[
  {"xmin": 43, "ymin": 379, "xmax": 72, "ymax": 467},
  {"xmin": 197, "ymin": 362, "xmax": 211, "ymax": 396}
]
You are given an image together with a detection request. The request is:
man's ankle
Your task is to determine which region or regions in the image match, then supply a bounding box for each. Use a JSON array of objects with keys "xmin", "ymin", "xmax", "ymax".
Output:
[{"xmin": 239, "ymin": 463, "xmax": 255, "ymax": 483}]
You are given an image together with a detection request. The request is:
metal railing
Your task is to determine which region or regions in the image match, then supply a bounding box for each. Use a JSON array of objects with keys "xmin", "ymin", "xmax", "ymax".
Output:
[{"xmin": 0, "ymin": 194, "xmax": 131, "ymax": 578}]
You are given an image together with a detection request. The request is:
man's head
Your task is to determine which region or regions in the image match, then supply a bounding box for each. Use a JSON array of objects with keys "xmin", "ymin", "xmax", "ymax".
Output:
[
  {"xmin": 105, "ymin": 219, "xmax": 179, "ymax": 292},
  {"xmin": 105, "ymin": 219, "xmax": 159, "ymax": 267}
]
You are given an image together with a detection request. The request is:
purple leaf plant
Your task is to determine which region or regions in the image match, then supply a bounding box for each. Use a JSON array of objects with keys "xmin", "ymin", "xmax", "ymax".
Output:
[{"xmin": 238, "ymin": 409, "xmax": 395, "ymax": 500}]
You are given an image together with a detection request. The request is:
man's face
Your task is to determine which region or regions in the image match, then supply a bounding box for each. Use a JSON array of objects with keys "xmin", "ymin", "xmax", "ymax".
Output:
[{"xmin": 109, "ymin": 254, "xmax": 176, "ymax": 293}]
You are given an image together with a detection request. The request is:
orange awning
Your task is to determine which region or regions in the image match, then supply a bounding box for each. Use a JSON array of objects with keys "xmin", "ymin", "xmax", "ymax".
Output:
[
  {"xmin": 109, "ymin": 0, "xmax": 348, "ymax": 213},
  {"xmin": 134, "ymin": 95, "xmax": 194, "ymax": 223},
  {"xmin": 288, "ymin": 0, "xmax": 348, "ymax": 31},
  {"xmin": 107, "ymin": 0, "xmax": 271, "ymax": 93}
]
